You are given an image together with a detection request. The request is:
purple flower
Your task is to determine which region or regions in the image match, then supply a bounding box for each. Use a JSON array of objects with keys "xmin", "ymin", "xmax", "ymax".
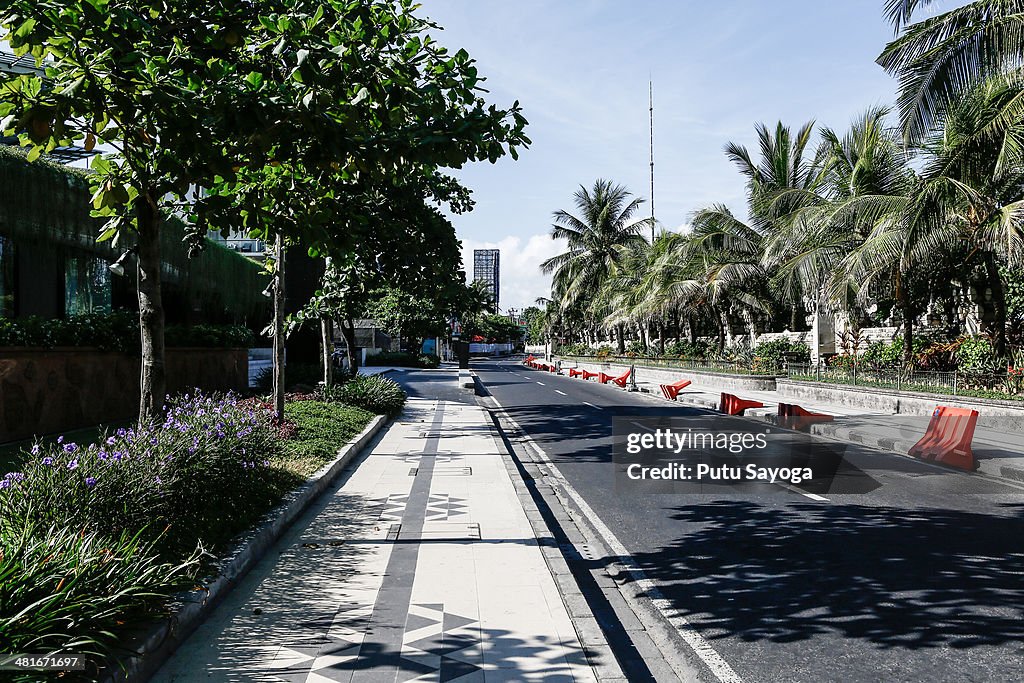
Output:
[
  {"xmin": 116, "ymin": 428, "xmax": 127, "ymax": 437},
  {"xmin": 106, "ymin": 436, "xmax": 117, "ymax": 445},
  {"xmin": 98, "ymin": 450, "xmax": 108, "ymax": 462},
  {"xmin": 30, "ymin": 444, "xmax": 40, "ymax": 456},
  {"xmin": 85, "ymin": 476, "xmax": 97, "ymax": 488},
  {"xmin": 263, "ymin": 460, "xmax": 270, "ymax": 467},
  {"xmin": 42, "ymin": 457, "xmax": 54, "ymax": 466},
  {"xmin": 4, "ymin": 472, "xmax": 24, "ymax": 481},
  {"xmin": 67, "ymin": 459, "xmax": 79, "ymax": 471},
  {"xmin": 57, "ymin": 435, "xmax": 64, "ymax": 444},
  {"xmin": 0, "ymin": 480, "xmax": 9, "ymax": 490},
  {"xmin": 63, "ymin": 443, "xmax": 78, "ymax": 453}
]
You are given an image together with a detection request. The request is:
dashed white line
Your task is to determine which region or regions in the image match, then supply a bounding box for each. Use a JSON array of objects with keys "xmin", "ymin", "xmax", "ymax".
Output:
[
  {"xmin": 582, "ymin": 401, "xmax": 602, "ymax": 410},
  {"xmin": 555, "ymin": 390, "xmax": 567, "ymax": 396},
  {"xmin": 536, "ymin": 382, "xmax": 545, "ymax": 386}
]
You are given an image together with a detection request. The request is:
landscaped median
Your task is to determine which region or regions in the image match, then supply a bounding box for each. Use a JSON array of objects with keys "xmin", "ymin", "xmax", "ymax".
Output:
[{"xmin": 0, "ymin": 373, "xmax": 407, "ymax": 682}]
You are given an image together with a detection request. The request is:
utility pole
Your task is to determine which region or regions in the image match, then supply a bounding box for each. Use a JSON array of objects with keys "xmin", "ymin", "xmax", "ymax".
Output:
[{"xmin": 649, "ymin": 79, "xmax": 656, "ymax": 244}]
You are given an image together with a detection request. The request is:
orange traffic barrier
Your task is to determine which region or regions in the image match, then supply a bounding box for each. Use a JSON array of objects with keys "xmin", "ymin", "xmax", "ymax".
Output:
[
  {"xmin": 536, "ymin": 363, "xmax": 549, "ymax": 371},
  {"xmin": 547, "ymin": 363, "xmax": 559, "ymax": 374},
  {"xmin": 568, "ymin": 368, "xmax": 583, "ymax": 378},
  {"xmin": 660, "ymin": 378, "xmax": 692, "ymax": 401},
  {"xmin": 908, "ymin": 406, "xmax": 978, "ymax": 471},
  {"xmin": 720, "ymin": 392, "xmax": 764, "ymax": 416},
  {"xmin": 778, "ymin": 403, "xmax": 834, "ymax": 431},
  {"xmin": 581, "ymin": 370, "xmax": 599, "ymax": 380},
  {"xmin": 524, "ymin": 355, "xmax": 536, "ymax": 365},
  {"xmin": 598, "ymin": 368, "xmax": 632, "ymax": 387}
]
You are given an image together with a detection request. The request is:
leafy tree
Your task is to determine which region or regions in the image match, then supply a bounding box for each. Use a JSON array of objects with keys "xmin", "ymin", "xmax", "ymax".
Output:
[
  {"xmin": 0, "ymin": 0, "xmax": 282, "ymax": 420},
  {"xmin": 541, "ymin": 179, "xmax": 651, "ymax": 352},
  {"xmin": 363, "ymin": 285, "xmax": 449, "ymax": 351},
  {"xmin": 878, "ymin": 0, "xmax": 1024, "ymax": 142},
  {"xmin": 520, "ymin": 306, "xmax": 545, "ymax": 345},
  {"xmin": 0, "ymin": 0, "xmax": 527, "ymax": 420}
]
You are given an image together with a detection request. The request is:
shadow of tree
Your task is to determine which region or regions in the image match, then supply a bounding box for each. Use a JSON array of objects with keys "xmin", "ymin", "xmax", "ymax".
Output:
[{"xmin": 624, "ymin": 501, "xmax": 1024, "ymax": 651}]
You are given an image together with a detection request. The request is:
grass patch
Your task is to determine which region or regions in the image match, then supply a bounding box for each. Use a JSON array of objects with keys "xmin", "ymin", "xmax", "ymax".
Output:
[{"xmin": 278, "ymin": 401, "xmax": 375, "ymax": 480}]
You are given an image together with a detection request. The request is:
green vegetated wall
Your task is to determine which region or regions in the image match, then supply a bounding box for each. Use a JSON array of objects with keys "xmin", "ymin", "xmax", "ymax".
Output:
[{"xmin": 0, "ymin": 146, "xmax": 270, "ymax": 323}]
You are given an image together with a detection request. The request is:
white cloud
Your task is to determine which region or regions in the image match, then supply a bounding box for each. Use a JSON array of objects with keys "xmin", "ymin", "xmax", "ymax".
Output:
[{"xmin": 460, "ymin": 233, "xmax": 565, "ymax": 313}]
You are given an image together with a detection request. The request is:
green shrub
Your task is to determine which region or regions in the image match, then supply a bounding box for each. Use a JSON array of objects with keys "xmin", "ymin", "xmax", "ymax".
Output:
[
  {"xmin": 363, "ymin": 351, "xmax": 438, "ymax": 368},
  {"xmin": 326, "ymin": 374, "xmax": 407, "ymax": 417},
  {"xmin": 164, "ymin": 324, "xmax": 254, "ymax": 348},
  {"xmin": 417, "ymin": 353, "xmax": 441, "ymax": 369},
  {"xmin": 664, "ymin": 339, "xmax": 717, "ymax": 359},
  {"xmin": 0, "ymin": 313, "xmax": 253, "ymax": 351},
  {"xmin": 956, "ymin": 336, "xmax": 999, "ymax": 375},
  {"xmin": 752, "ymin": 338, "xmax": 811, "ymax": 372},
  {"xmin": 0, "ymin": 524, "xmax": 200, "ymax": 674}
]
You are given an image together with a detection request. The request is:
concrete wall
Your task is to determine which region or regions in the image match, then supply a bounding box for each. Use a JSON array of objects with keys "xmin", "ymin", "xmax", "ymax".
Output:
[
  {"xmin": 556, "ymin": 358, "xmax": 779, "ymax": 392},
  {"xmin": 777, "ymin": 379, "xmax": 1024, "ymax": 431},
  {"xmin": 0, "ymin": 347, "xmax": 248, "ymax": 442}
]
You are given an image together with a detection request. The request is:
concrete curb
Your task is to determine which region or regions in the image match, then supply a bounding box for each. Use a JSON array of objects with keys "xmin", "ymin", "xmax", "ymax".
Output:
[{"xmin": 108, "ymin": 413, "xmax": 390, "ymax": 683}]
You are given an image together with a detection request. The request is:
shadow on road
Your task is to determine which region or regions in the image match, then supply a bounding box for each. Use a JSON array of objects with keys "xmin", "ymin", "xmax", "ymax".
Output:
[{"xmin": 626, "ymin": 500, "xmax": 1024, "ymax": 650}]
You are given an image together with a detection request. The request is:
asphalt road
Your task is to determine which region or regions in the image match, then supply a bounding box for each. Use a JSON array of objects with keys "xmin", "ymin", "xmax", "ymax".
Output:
[{"xmin": 469, "ymin": 358, "xmax": 1024, "ymax": 683}]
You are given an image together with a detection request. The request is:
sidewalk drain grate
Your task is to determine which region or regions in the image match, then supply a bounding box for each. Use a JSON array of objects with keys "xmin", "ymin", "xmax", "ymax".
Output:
[
  {"xmin": 434, "ymin": 466, "xmax": 473, "ymax": 476},
  {"xmin": 397, "ymin": 522, "xmax": 481, "ymax": 541}
]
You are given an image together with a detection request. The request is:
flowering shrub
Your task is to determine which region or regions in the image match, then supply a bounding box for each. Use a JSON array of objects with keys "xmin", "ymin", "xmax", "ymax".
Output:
[{"xmin": 1, "ymin": 393, "xmax": 282, "ymax": 557}]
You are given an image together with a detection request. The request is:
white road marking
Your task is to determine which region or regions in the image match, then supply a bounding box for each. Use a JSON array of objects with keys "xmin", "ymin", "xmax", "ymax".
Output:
[
  {"xmin": 536, "ymin": 382, "xmax": 545, "ymax": 386},
  {"xmin": 555, "ymin": 390, "xmax": 567, "ymax": 396},
  {"xmin": 800, "ymin": 492, "xmax": 830, "ymax": 501},
  {"xmin": 488, "ymin": 398, "xmax": 744, "ymax": 683},
  {"xmin": 582, "ymin": 401, "xmax": 602, "ymax": 410}
]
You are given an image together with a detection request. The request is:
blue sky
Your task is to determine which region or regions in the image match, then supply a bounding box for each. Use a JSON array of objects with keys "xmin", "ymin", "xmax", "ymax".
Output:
[{"xmin": 418, "ymin": 0, "xmax": 963, "ymax": 312}]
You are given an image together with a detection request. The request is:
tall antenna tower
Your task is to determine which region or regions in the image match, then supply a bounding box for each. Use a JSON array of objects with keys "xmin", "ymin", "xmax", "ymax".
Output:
[{"xmin": 649, "ymin": 80, "xmax": 656, "ymax": 243}]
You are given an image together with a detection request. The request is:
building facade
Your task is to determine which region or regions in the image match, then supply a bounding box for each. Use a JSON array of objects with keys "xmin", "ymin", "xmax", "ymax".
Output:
[{"xmin": 473, "ymin": 248, "xmax": 500, "ymax": 312}]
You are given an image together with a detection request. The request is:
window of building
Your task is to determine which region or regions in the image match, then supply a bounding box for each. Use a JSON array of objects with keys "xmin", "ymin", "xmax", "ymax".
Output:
[
  {"xmin": 65, "ymin": 255, "xmax": 112, "ymax": 316},
  {"xmin": 0, "ymin": 236, "xmax": 13, "ymax": 318}
]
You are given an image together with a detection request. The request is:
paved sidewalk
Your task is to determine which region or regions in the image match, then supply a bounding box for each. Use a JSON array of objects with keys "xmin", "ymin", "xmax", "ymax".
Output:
[{"xmin": 153, "ymin": 396, "xmax": 600, "ymax": 682}]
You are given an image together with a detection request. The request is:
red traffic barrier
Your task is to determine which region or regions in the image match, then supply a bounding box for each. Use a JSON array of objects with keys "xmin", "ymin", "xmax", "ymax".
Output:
[
  {"xmin": 547, "ymin": 364, "xmax": 559, "ymax": 374},
  {"xmin": 581, "ymin": 370, "xmax": 599, "ymax": 380},
  {"xmin": 524, "ymin": 355, "xmax": 536, "ymax": 365},
  {"xmin": 720, "ymin": 392, "xmax": 764, "ymax": 416},
  {"xmin": 536, "ymin": 363, "xmax": 549, "ymax": 371},
  {"xmin": 660, "ymin": 378, "xmax": 692, "ymax": 401},
  {"xmin": 777, "ymin": 403, "xmax": 834, "ymax": 431},
  {"xmin": 598, "ymin": 368, "xmax": 632, "ymax": 387},
  {"xmin": 568, "ymin": 368, "xmax": 583, "ymax": 378},
  {"xmin": 908, "ymin": 406, "xmax": 979, "ymax": 471}
]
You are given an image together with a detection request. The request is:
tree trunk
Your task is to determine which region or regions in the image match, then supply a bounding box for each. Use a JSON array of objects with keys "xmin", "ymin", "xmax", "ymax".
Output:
[
  {"xmin": 321, "ymin": 316, "xmax": 333, "ymax": 388},
  {"xmin": 616, "ymin": 323, "xmax": 625, "ymax": 354},
  {"xmin": 136, "ymin": 196, "xmax": 165, "ymax": 423},
  {"xmin": 896, "ymin": 276, "xmax": 914, "ymax": 368},
  {"xmin": 658, "ymin": 322, "xmax": 666, "ymax": 355},
  {"xmin": 984, "ymin": 252, "xmax": 1007, "ymax": 357},
  {"xmin": 272, "ymin": 236, "xmax": 286, "ymax": 420},
  {"xmin": 687, "ymin": 314, "xmax": 697, "ymax": 344},
  {"xmin": 341, "ymin": 316, "xmax": 358, "ymax": 373}
]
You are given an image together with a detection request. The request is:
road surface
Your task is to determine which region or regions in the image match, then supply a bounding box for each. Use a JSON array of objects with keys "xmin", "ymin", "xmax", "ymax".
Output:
[{"xmin": 471, "ymin": 358, "xmax": 1024, "ymax": 683}]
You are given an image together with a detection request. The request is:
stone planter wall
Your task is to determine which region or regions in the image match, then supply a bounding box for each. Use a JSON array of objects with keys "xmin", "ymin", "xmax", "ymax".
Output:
[
  {"xmin": 777, "ymin": 379, "xmax": 1024, "ymax": 432},
  {"xmin": 555, "ymin": 358, "xmax": 780, "ymax": 392},
  {"xmin": 0, "ymin": 347, "xmax": 248, "ymax": 443}
]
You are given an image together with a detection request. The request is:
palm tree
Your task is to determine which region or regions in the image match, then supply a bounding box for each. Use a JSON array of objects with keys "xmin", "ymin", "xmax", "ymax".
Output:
[
  {"xmin": 878, "ymin": 0, "xmax": 1024, "ymax": 142},
  {"xmin": 541, "ymin": 179, "xmax": 652, "ymax": 352}
]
